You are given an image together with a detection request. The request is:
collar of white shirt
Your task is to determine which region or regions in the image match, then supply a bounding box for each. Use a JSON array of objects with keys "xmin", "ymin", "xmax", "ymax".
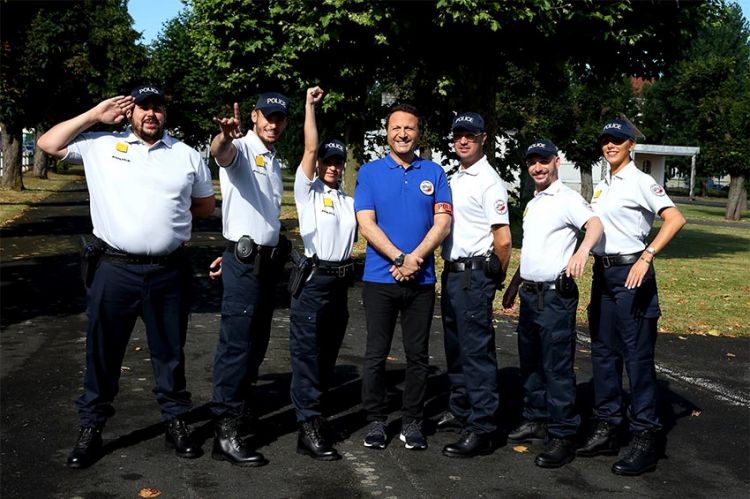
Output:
[
  {"xmin": 245, "ymin": 130, "xmax": 275, "ymax": 158},
  {"xmin": 123, "ymin": 127, "xmax": 175, "ymax": 149},
  {"xmin": 606, "ymin": 161, "xmax": 637, "ymax": 184},
  {"xmin": 534, "ymin": 178, "xmax": 563, "ymax": 197},
  {"xmin": 456, "ymin": 155, "xmax": 489, "ymax": 176}
]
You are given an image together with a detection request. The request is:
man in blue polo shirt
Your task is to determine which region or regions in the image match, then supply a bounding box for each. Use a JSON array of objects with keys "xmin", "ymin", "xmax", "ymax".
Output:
[{"xmin": 355, "ymin": 103, "xmax": 452, "ymax": 451}]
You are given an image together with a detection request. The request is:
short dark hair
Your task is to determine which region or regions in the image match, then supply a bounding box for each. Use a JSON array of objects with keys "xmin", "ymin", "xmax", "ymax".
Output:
[{"xmin": 385, "ymin": 103, "xmax": 421, "ymax": 130}]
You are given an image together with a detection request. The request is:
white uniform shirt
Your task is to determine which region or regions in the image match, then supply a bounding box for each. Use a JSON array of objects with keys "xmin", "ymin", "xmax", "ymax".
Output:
[
  {"xmin": 219, "ymin": 131, "xmax": 283, "ymax": 245},
  {"xmin": 590, "ymin": 161, "xmax": 674, "ymax": 256},
  {"xmin": 294, "ymin": 166, "xmax": 356, "ymax": 261},
  {"xmin": 64, "ymin": 128, "xmax": 213, "ymax": 255},
  {"xmin": 442, "ymin": 155, "xmax": 509, "ymax": 260},
  {"xmin": 520, "ymin": 180, "xmax": 596, "ymax": 282}
]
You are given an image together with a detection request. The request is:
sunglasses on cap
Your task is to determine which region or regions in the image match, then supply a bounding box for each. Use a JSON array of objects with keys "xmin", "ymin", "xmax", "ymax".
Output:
[{"xmin": 599, "ymin": 135, "xmax": 629, "ymax": 146}]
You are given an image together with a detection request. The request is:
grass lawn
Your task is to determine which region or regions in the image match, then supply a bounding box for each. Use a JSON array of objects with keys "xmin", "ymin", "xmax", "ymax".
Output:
[{"xmin": 0, "ymin": 170, "xmax": 86, "ymax": 227}]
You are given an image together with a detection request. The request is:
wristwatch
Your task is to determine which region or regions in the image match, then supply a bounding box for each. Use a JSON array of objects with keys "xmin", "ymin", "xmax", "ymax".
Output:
[
  {"xmin": 645, "ymin": 246, "xmax": 656, "ymax": 257},
  {"xmin": 393, "ymin": 253, "xmax": 406, "ymax": 267}
]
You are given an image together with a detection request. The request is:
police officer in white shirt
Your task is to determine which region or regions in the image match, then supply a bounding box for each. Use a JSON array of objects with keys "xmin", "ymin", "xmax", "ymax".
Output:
[
  {"xmin": 502, "ymin": 139, "xmax": 603, "ymax": 468},
  {"xmin": 289, "ymin": 87, "xmax": 357, "ymax": 461},
  {"xmin": 439, "ymin": 112, "xmax": 512, "ymax": 458},
  {"xmin": 208, "ymin": 92, "xmax": 291, "ymax": 467},
  {"xmin": 576, "ymin": 119, "xmax": 685, "ymax": 476},
  {"xmin": 37, "ymin": 85, "xmax": 216, "ymax": 469}
]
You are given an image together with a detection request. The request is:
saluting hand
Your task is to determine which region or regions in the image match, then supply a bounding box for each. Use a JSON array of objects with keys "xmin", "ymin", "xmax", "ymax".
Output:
[
  {"xmin": 212, "ymin": 103, "xmax": 243, "ymax": 141},
  {"xmin": 93, "ymin": 96, "xmax": 134, "ymax": 125}
]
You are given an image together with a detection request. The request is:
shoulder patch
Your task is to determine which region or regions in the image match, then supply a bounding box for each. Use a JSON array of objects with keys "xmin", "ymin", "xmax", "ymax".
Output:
[
  {"xmin": 420, "ymin": 180, "xmax": 434, "ymax": 195},
  {"xmin": 650, "ymin": 183, "xmax": 665, "ymax": 196},
  {"xmin": 494, "ymin": 199, "xmax": 508, "ymax": 215}
]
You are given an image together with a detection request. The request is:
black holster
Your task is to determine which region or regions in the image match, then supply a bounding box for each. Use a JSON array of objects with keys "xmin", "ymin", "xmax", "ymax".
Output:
[
  {"xmin": 288, "ymin": 249, "xmax": 314, "ymax": 298},
  {"xmin": 80, "ymin": 236, "xmax": 103, "ymax": 288},
  {"xmin": 555, "ymin": 270, "xmax": 578, "ymax": 298},
  {"xmin": 484, "ymin": 252, "xmax": 506, "ymax": 290}
]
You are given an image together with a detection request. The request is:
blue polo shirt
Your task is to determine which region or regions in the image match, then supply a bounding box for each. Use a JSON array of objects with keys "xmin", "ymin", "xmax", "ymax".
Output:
[{"xmin": 354, "ymin": 154, "xmax": 452, "ymax": 284}]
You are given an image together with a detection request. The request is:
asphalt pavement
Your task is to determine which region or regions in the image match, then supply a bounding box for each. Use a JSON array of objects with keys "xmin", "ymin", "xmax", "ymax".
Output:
[{"xmin": 1, "ymin": 178, "xmax": 748, "ymax": 498}]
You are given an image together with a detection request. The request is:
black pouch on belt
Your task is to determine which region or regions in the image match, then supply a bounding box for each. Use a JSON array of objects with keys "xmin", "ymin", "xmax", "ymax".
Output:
[
  {"xmin": 234, "ymin": 235, "xmax": 256, "ymax": 263},
  {"xmin": 80, "ymin": 236, "xmax": 103, "ymax": 288},
  {"xmin": 288, "ymin": 249, "xmax": 313, "ymax": 298},
  {"xmin": 555, "ymin": 270, "xmax": 578, "ymax": 298},
  {"xmin": 484, "ymin": 252, "xmax": 507, "ymax": 290}
]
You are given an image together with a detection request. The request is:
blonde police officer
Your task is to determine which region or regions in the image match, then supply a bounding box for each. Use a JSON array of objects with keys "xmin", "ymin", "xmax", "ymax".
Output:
[
  {"xmin": 37, "ymin": 86, "xmax": 216, "ymax": 468},
  {"xmin": 290, "ymin": 86, "xmax": 357, "ymax": 461},
  {"xmin": 209, "ymin": 92, "xmax": 291, "ymax": 467},
  {"xmin": 503, "ymin": 139, "xmax": 603, "ymax": 469},
  {"xmin": 577, "ymin": 119, "xmax": 685, "ymax": 476},
  {"xmin": 440, "ymin": 112, "xmax": 512, "ymax": 458}
]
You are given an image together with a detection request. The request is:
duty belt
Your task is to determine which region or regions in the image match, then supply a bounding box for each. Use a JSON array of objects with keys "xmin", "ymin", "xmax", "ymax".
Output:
[
  {"xmin": 312, "ymin": 259, "xmax": 354, "ymax": 278},
  {"xmin": 521, "ymin": 279, "xmax": 556, "ymax": 311},
  {"xmin": 100, "ymin": 241, "xmax": 184, "ymax": 265},
  {"xmin": 444, "ymin": 256, "xmax": 485, "ymax": 272},
  {"xmin": 226, "ymin": 240, "xmax": 278, "ymax": 257},
  {"xmin": 594, "ymin": 252, "xmax": 640, "ymax": 268}
]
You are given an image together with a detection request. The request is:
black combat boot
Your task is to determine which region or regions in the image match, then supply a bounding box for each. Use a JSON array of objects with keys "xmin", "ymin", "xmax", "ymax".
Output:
[
  {"xmin": 507, "ymin": 421, "xmax": 546, "ymax": 443},
  {"xmin": 165, "ymin": 417, "xmax": 201, "ymax": 458},
  {"xmin": 576, "ymin": 420, "xmax": 620, "ymax": 457},
  {"xmin": 297, "ymin": 418, "xmax": 341, "ymax": 461},
  {"xmin": 611, "ymin": 430, "xmax": 658, "ymax": 476},
  {"xmin": 212, "ymin": 416, "xmax": 268, "ymax": 467},
  {"xmin": 67, "ymin": 427, "xmax": 103, "ymax": 469},
  {"xmin": 535, "ymin": 438, "xmax": 575, "ymax": 468}
]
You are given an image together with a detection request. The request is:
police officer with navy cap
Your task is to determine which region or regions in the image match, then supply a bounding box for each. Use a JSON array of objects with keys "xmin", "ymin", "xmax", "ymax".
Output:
[
  {"xmin": 577, "ymin": 119, "xmax": 685, "ymax": 476},
  {"xmin": 439, "ymin": 112, "xmax": 512, "ymax": 458},
  {"xmin": 208, "ymin": 91, "xmax": 291, "ymax": 466},
  {"xmin": 502, "ymin": 139, "xmax": 603, "ymax": 468},
  {"xmin": 38, "ymin": 85, "xmax": 216, "ymax": 468},
  {"xmin": 289, "ymin": 86, "xmax": 357, "ymax": 461}
]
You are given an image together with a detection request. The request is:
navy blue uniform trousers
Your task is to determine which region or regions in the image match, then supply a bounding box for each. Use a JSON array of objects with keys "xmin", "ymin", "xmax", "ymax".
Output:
[
  {"xmin": 289, "ymin": 273, "xmax": 349, "ymax": 422},
  {"xmin": 211, "ymin": 249, "xmax": 276, "ymax": 417},
  {"xmin": 441, "ymin": 269, "xmax": 499, "ymax": 435},
  {"xmin": 77, "ymin": 257, "xmax": 192, "ymax": 428},
  {"xmin": 517, "ymin": 284, "xmax": 579, "ymax": 438},
  {"xmin": 588, "ymin": 262, "xmax": 661, "ymax": 433},
  {"xmin": 361, "ymin": 282, "xmax": 435, "ymax": 424}
]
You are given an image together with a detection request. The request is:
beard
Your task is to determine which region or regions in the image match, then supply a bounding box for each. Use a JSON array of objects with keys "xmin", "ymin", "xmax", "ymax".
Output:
[{"xmin": 133, "ymin": 118, "xmax": 164, "ymax": 143}]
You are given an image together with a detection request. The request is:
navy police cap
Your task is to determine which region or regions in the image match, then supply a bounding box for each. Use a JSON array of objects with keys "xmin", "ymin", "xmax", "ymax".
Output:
[
  {"xmin": 130, "ymin": 84, "xmax": 165, "ymax": 104},
  {"xmin": 255, "ymin": 92, "xmax": 289, "ymax": 117},
  {"xmin": 525, "ymin": 138, "xmax": 559, "ymax": 159},
  {"xmin": 452, "ymin": 112, "xmax": 485, "ymax": 134},
  {"xmin": 318, "ymin": 139, "xmax": 347, "ymax": 161},
  {"xmin": 599, "ymin": 118, "xmax": 636, "ymax": 141}
]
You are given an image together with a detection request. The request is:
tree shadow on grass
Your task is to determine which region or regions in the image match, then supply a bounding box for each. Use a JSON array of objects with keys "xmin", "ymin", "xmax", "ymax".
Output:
[{"xmin": 649, "ymin": 224, "xmax": 748, "ymax": 259}]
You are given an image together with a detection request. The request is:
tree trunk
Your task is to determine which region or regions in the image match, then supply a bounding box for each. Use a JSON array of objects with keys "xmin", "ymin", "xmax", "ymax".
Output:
[
  {"xmin": 579, "ymin": 164, "xmax": 593, "ymax": 202},
  {"xmin": 1, "ymin": 122, "xmax": 25, "ymax": 191},
  {"xmin": 725, "ymin": 173, "xmax": 747, "ymax": 221},
  {"xmin": 32, "ymin": 125, "xmax": 48, "ymax": 179},
  {"xmin": 420, "ymin": 144, "xmax": 432, "ymax": 161},
  {"xmin": 342, "ymin": 123, "xmax": 364, "ymax": 197}
]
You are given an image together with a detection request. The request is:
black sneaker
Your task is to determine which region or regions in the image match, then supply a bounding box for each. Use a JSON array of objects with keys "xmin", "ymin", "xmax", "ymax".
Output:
[
  {"xmin": 399, "ymin": 421, "xmax": 427, "ymax": 450},
  {"xmin": 363, "ymin": 421, "xmax": 387, "ymax": 449}
]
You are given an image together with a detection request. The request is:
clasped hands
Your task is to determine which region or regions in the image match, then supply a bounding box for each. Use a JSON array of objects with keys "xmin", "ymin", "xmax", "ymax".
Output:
[{"xmin": 390, "ymin": 253, "xmax": 423, "ymax": 282}]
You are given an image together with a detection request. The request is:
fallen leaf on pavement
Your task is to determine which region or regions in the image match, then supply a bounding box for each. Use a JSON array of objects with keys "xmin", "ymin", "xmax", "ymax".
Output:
[
  {"xmin": 726, "ymin": 352, "xmax": 736, "ymax": 358},
  {"xmin": 512, "ymin": 445, "xmax": 529, "ymax": 453},
  {"xmin": 707, "ymin": 329, "xmax": 721, "ymax": 337},
  {"xmin": 139, "ymin": 488, "xmax": 161, "ymax": 498},
  {"xmin": 678, "ymin": 336, "xmax": 687, "ymax": 340},
  {"xmin": 691, "ymin": 410, "xmax": 702, "ymax": 417},
  {"xmin": 386, "ymin": 356, "xmax": 398, "ymax": 361},
  {"xmin": 134, "ymin": 346, "xmax": 142, "ymax": 352}
]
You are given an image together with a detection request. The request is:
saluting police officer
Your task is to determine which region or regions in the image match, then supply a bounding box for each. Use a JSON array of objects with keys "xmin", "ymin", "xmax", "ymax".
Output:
[
  {"xmin": 577, "ymin": 119, "xmax": 685, "ymax": 476},
  {"xmin": 502, "ymin": 139, "xmax": 603, "ymax": 468},
  {"xmin": 289, "ymin": 86, "xmax": 357, "ymax": 461},
  {"xmin": 208, "ymin": 92, "xmax": 291, "ymax": 467},
  {"xmin": 439, "ymin": 112, "xmax": 511, "ymax": 458},
  {"xmin": 37, "ymin": 86, "xmax": 216, "ymax": 468}
]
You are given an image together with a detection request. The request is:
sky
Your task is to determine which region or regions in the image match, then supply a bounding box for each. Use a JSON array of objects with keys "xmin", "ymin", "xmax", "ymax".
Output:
[{"xmin": 128, "ymin": 0, "xmax": 750, "ymax": 46}]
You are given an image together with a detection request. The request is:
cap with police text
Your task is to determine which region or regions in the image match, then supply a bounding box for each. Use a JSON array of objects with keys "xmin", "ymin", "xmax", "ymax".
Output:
[
  {"xmin": 255, "ymin": 92, "xmax": 289, "ymax": 117},
  {"xmin": 525, "ymin": 138, "xmax": 559, "ymax": 159},
  {"xmin": 318, "ymin": 139, "xmax": 347, "ymax": 161},
  {"xmin": 130, "ymin": 85, "xmax": 165, "ymax": 105},
  {"xmin": 599, "ymin": 119, "xmax": 636, "ymax": 141},
  {"xmin": 452, "ymin": 112, "xmax": 485, "ymax": 134}
]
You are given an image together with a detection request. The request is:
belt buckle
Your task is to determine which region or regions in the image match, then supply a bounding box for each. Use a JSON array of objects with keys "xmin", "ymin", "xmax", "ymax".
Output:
[{"xmin": 601, "ymin": 255, "xmax": 612, "ymax": 268}]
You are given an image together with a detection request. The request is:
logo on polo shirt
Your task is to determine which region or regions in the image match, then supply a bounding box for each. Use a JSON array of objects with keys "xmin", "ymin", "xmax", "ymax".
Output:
[
  {"xmin": 323, "ymin": 196, "xmax": 334, "ymax": 208},
  {"xmin": 494, "ymin": 199, "xmax": 507, "ymax": 215},
  {"xmin": 650, "ymin": 183, "xmax": 665, "ymax": 196},
  {"xmin": 523, "ymin": 206, "xmax": 528, "ymax": 218},
  {"xmin": 593, "ymin": 190, "xmax": 602, "ymax": 200},
  {"xmin": 255, "ymin": 155, "xmax": 265, "ymax": 167},
  {"xmin": 419, "ymin": 180, "xmax": 434, "ymax": 195},
  {"xmin": 116, "ymin": 142, "xmax": 128, "ymax": 153}
]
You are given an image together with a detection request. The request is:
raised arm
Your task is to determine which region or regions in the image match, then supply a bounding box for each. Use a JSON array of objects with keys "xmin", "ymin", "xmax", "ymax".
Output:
[
  {"xmin": 300, "ymin": 86, "xmax": 324, "ymax": 181},
  {"xmin": 37, "ymin": 96, "xmax": 135, "ymax": 159},
  {"xmin": 211, "ymin": 102, "xmax": 243, "ymax": 167}
]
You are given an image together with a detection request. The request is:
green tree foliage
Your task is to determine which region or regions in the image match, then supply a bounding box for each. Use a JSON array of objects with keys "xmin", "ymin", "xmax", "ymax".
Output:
[{"xmin": 643, "ymin": 2, "xmax": 749, "ymax": 219}]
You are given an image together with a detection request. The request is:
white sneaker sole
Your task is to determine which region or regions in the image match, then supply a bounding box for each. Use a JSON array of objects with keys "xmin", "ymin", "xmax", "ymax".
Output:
[{"xmin": 400, "ymin": 433, "xmax": 427, "ymax": 450}]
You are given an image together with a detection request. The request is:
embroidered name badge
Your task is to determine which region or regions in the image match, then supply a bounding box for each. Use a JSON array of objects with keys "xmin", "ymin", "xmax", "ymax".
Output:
[
  {"xmin": 494, "ymin": 199, "xmax": 507, "ymax": 215},
  {"xmin": 419, "ymin": 180, "xmax": 434, "ymax": 195},
  {"xmin": 593, "ymin": 190, "xmax": 602, "ymax": 199},
  {"xmin": 434, "ymin": 202, "xmax": 452, "ymax": 215},
  {"xmin": 116, "ymin": 142, "xmax": 128, "ymax": 153},
  {"xmin": 323, "ymin": 196, "xmax": 334, "ymax": 208},
  {"xmin": 650, "ymin": 184, "xmax": 665, "ymax": 196},
  {"xmin": 255, "ymin": 155, "xmax": 265, "ymax": 167}
]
